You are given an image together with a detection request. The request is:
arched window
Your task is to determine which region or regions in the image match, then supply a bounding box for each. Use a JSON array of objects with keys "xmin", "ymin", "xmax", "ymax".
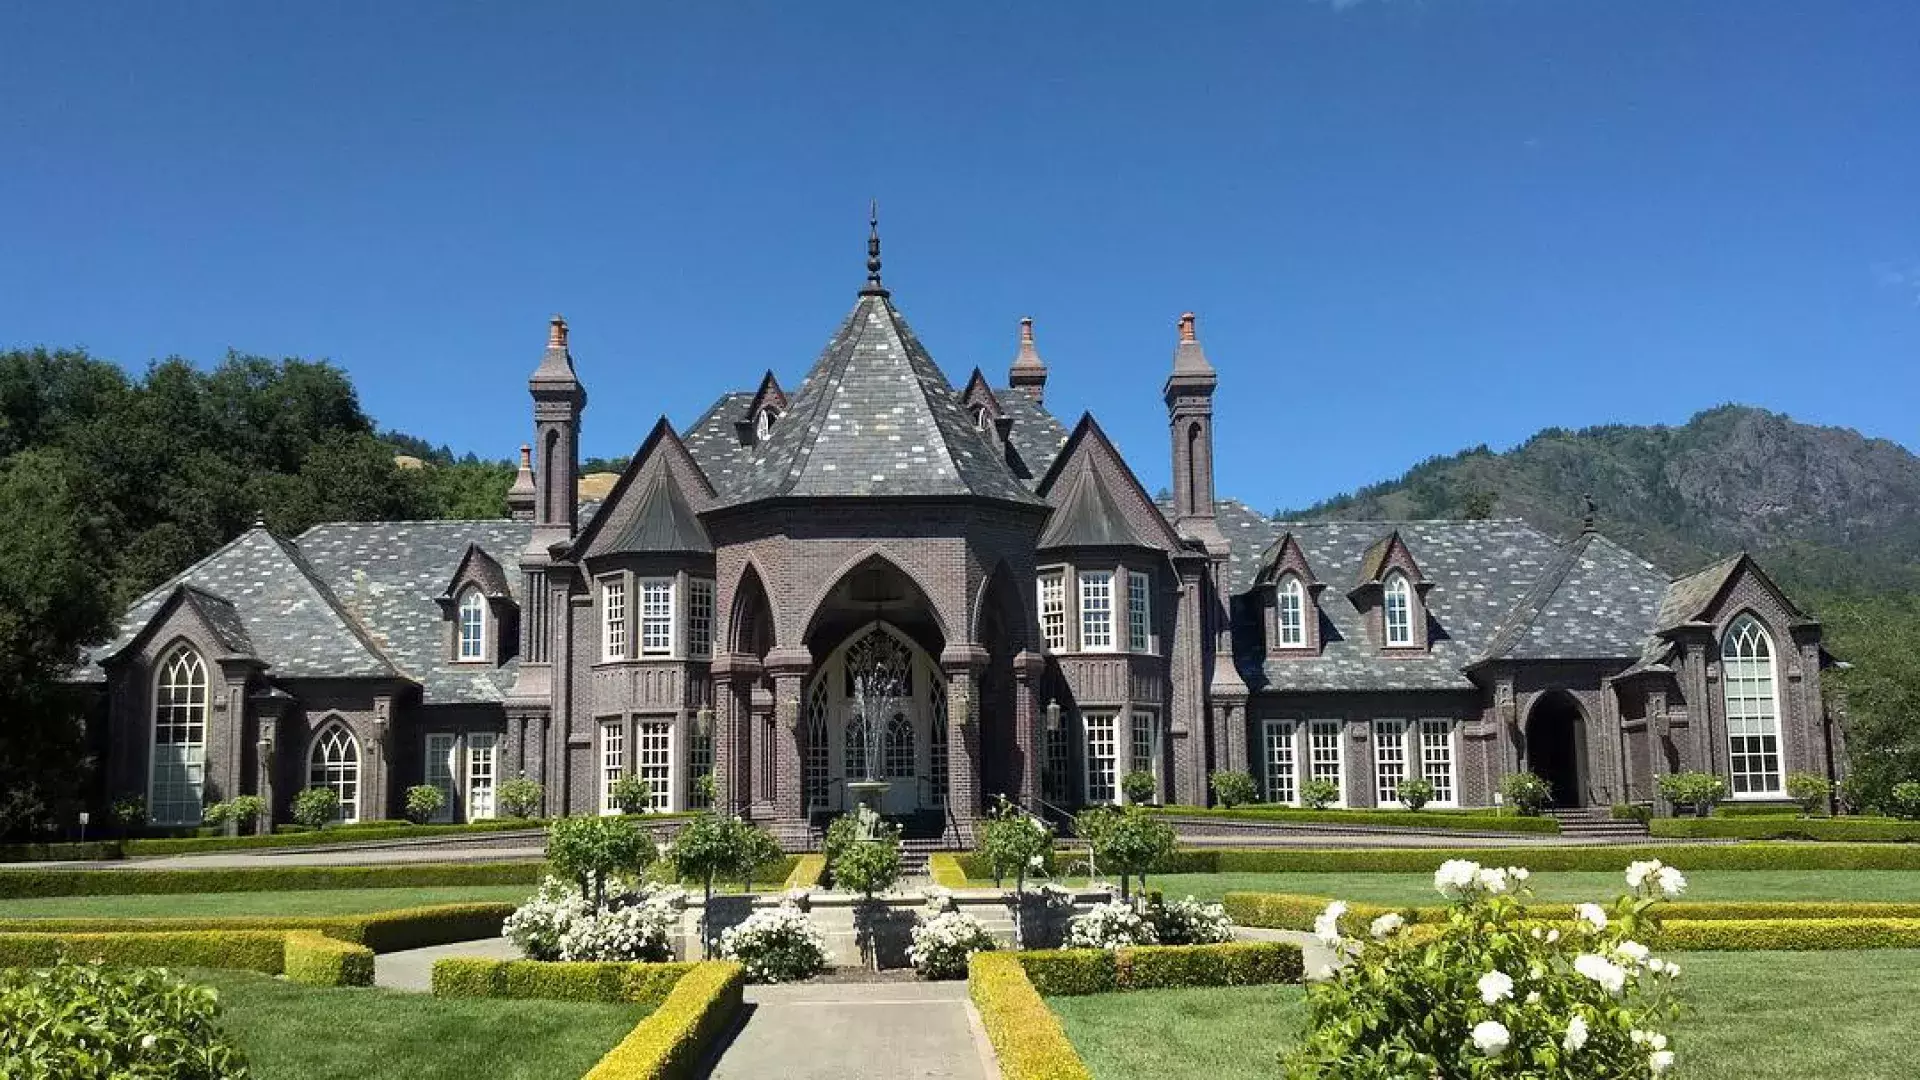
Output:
[
  {"xmin": 972, "ymin": 405, "xmax": 989, "ymax": 432},
  {"xmin": 1721, "ymin": 614, "xmax": 1784, "ymax": 796},
  {"xmin": 884, "ymin": 713, "xmax": 915, "ymax": 779},
  {"xmin": 1383, "ymin": 573, "xmax": 1414, "ymax": 646},
  {"xmin": 457, "ymin": 588, "xmax": 487, "ymax": 661},
  {"xmin": 756, "ymin": 407, "xmax": 779, "ymax": 439},
  {"xmin": 805, "ymin": 680, "xmax": 830, "ymax": 811},
  {"xmin": 308, "ymin": 723, "xmax": 360, "ymax": 824},
  {"xmin": 1277, "ymin": 576, "xmax": 1307, "ymax": 647},
  {"xmin": 928, "ymin": 677, "xmax": 949, "ymax": 806},
  {"xmin": 844, "ymin": 714, "xmax": 870, "ymax": 782},
  {"xmin": 151, "ymin": 645, "xmax": 209, "ymax": 826}
]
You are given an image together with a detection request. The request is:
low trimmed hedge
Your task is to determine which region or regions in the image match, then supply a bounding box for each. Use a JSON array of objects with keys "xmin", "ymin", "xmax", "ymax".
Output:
[
  {"xmin": 433, "ymin": 958, "xmax": 696, "ymax": 1006},
  {"xmin": 1153, "ymin": 806, "xmax": 1562, "ymax": 835},
  {"xmin": 1221, "ymin": 891, "xmax": 1410, "ymax": 934},
  {"xmin": 0, "ymin": 902, "xmax": 517, "ymax": 953},
  {"xmin": 968, "ymin": 951, "xmax": 1093, "ymax": 1080},
  {"xmin": 1011, "ymin": 940, "xmax": 1304, "ymax": 996},
  {"xmin": 1654, "ymin": 917, "xmax": 1920, "ymax": 951},
  {"xmin": 927, "ymin": 852, "xmax": 970, "ymax": 889},
  {"xmin": 0, "ymin": 860, "xmax": 546, "ymax": 898},
  {"xmin": 782, "ymin": 854, "xmax": 826, "ymax": 890},
  {"xmin": 1222, "ymin": 890, "xmax": 1920, "ymax": 932},
  {"xmin": 581, "ymin": 961, "xmax": 745, "ymax": 1079},
  {"xmin": 0, "ymin": 929, "xmax": 288, "ymax": 973},
  {"xmin": 1648, "ymin": 817, "xmax": 1920, "ymax": 842},
  {"xmin": 284, "ymin": 930, "xmax": 375, "ymax": 986},
  {"xmin": 1712, "ymin": 803, "xmax": 1818, "ymax": 818},
  {"xmin": 0, "ymin": 841, "xmax": 124, "ymax": 863},
  {"xmin": 124, "ymin": 817, "xmax": 549, "ymax": 857}
]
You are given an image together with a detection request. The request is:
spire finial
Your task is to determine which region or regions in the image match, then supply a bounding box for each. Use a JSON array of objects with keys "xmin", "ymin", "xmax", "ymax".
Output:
[
  {"xmin": 861, "ymin": 199, "xmax": 886, "ymax": 294},
  {"xmin": 1009, "ymin": 315, "xmax": 1049, "ymax": 399},
  {"xmin": 1581, "ymin": 492, "xmax": 1598, "ymax": 533},
  {"xmin": 548, "ymin": 314, "xmax": 568, "ymax": 350},
  {"xmin": 1019, "ymin": 316, "xmax": 1034, "ymax": 345},
  {"xmin": 520, "ymin": 444, "xmax": 533, "ymax": 469}
]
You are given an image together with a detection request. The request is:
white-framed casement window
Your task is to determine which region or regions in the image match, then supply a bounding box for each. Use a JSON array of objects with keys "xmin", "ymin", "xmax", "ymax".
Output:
[
  {"xmin": 687, "ymin": 578, "xmax": 715, "ymax": 660},
  {"xmin": 1130, "ymin": 708, "xmax": 1161, "ymax": 793},
  {"xmin": 1276, "ymin": 576, "xmax": 1306, "ymax": 648},
  {"xmin": 150, "ymin": 645, "xmax": 209, "ymax": 826},
  {"xmin": 639, "ymin": 578, "xmax": 675, "ymax": 656},
  {"xmin": 636, "ymin": 721, "xmax": 673, "ymax": 812},
  {"xmin": 1373, "ymin": 718, "xmax": 1408, "ymax": 805},
  {"xmin": 1261, "ymin": 719, "xmax": 1298, "ymax": 805},
  {"xmin": 424, "ymin": 732, "xmax": 458, "ymax": 823},
  {"xmin": 600, "ymin": 720, "xmax": 626, "ymax": 816},
  {"xmin": 1039, "ymin": 571, "xmax": 1067, "ymax": 652},
  {"xmin": 1127, "ymin": 571, "xmax": 1152, "ymax": 652},
  {"xmin": 601, "ymin": 577, "xmax": 628, "ymax": 661},
  {"xmin": 1383, "ymin": 573, "xmax": 1414, "ymax": 646},
  {"xmin": 1084, "ymin": 710, "xmax": 1119, "ymax": 804},
  {"xmin": 1079, "ymin": 570, "xmax": 1115, "ymax": 651},
  {"xmin": 456, "ymin": 587, "xmax": 487, "ymax": 661},
  {"xmin": 308, "ymin": 722, "xmax": 362, "ymax": 824},
  {"xmin": 1418, "ymin": 719, "xmax": 1457, "ymax": 806},
  {"xmin": 1308, "ymin": 719, "xmax": 1345, "ymax": 806},
  {"xmin": 467, "ymin": 732, "xmax": 498, "ymax": 820},
  {"xmin": 1721, "ymin": 614, "xmax": 1785, "ymax": 797}
]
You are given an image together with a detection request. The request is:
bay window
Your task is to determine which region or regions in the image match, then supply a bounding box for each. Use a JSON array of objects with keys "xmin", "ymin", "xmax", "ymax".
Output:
[
  {"xmin": 1039, "ymin": 572, "xmax": 1066, "ymax": 651},
  {"xmin": 639, "ymin": 578, "xmax": 674, "ymax": 656},
  {"xmin": 1127, "ymin": 571, "xmax": 1152, "ymax": 652},
  {"xmin": 601, "ymin": 577, "xmax": 627, "ymax": 661},
  {"xmin": 1079, "ymin": 571, "xmax": 1114, "ymax": 651}
]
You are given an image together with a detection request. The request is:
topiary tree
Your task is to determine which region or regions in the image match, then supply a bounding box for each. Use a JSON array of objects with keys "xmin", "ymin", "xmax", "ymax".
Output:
[
  {"xmin": 1499, "ymin": 771, "xmax": 1554, "ymax": 816},
  {"xmin": 291, "ymin": 786, "xmax": 340, "ymax": 829},
  {"xmin": 668, "ymin": 813, "xmax": 768, "ymax": 956},
  {"xmin": 609, "ymin": 774, "xmax": 653, "ymax": 815},
  {"xmin": 404, "ymin": 784, "xmax": 445, "ymax": 824},
  {"xmin": 832, "ymin": 827, "xmax": 904, "ymax": 970},
  {"xmin": 1210, "ymin": 769, "xmax": 1258, "ymax": 809},
  {"xmin": 547, "ymin": 815, "xmax": 657, "ymax": 909},
  {"xmin": 1075, "ymin": 804, "xmax": 1177, "ymax": 901},
  {"xmin": 1121, "ymin": 769, "xmax": 1158, "ymax": 806},
  {"xmin": 822, "ymin": 813, "xmax": 864, "ymax": 878},
  {"xmin": 1656, "ymin": 771, "xmax": 1727, "ymax": 817},
  {"xmin": 1785, "ymin": 772, "xmax": 1832, "ymax": 818},
  {"xmin": 227, "ymin": 795, "xmax": 265, "ymax": 835},
  {"xmin": 975, "ymin": 795, "xmax": 1053, "ymax": 891},
  {"xmin": 498, "ymin": 776, "xmax": 543, "ymax": 819},
  {"xmin": 1300, "ymin": 777, "xmax": 1341, "ymax": 810},
  {"xmin": 1396, "ymin": 778, "xmax": 1436, "ymax": 811},
  {"xmin": 733, "ymin": 820, "xmax": 784, "ymax": 893}
]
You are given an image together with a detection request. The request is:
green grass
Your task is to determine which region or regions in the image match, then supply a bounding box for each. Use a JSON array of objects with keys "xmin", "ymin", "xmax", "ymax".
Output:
[
  {"xmin": 0, "ymin": 885, "xmax": 536, "ymax": 919},
  {"xmin": 187, "ymin": 968, "xmax": 644, "ymax": 1080},
  {"xmin": 1060, "ymin": 869, "xmax": 1920, "ymax": 905},
  {"xmin": 1047, "ymin": 950, "xmax": 1920, "ymax": 1080}
]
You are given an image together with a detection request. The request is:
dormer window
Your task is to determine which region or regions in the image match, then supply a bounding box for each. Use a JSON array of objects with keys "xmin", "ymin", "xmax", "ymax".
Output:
[
  {"xmin": 456, "ymin": 588, "xmax": 487, "ymax": 661},
  {"xmin": 756, "ymin": 407, "xmax": 779, "ymax": 439},
  {"xmin": 1277, "ymin": 576, "xmax": 1306, "ymax": 647},
  {"xmin": 972, "ymin": 405, "xmax": 989, "ymax": 431},
  {"xmin": 1383, "ymin": 572, "xmax": 1414, "ymax": 646}
]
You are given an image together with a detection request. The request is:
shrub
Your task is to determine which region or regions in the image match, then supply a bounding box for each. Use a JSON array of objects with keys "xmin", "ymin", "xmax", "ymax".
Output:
[
  {"xmin": 609, "ymin": 775, "xmax": 654, "ymax": 815},
  {"xmin": 202, "ymin": 800, "xmax": 235, "ymax": 827},
  {"xmin": 1149, "ymin": 895, "xmax": 1235, "ymax": 945},
  {"xmin": 1396, "ymin": 778, "xmax": 1435, "ymax": 811},
  {"xmin": 1889, "ymin": 781, "xmax": 1920, "ymax": 822},
  {"xmin": 1658, "ymin": 770, "xmax": 1727, "ymax": 816},
  {"xmin": 1299, "ymin": 778, "xmax": 1340, "ymax": 810},
  {"xmin": 975, "ymin": 796, "xmax": 1054, "ymax": 889},
  {"xmin": 1613, "ymin": 803, "xmax": 1652, "ymax": 824},
  {"xmin": 284, "ymin": 930, "xmax": 375, "ymax": 986},
  {"xmin": 498, "ymin": 776, "xmax": 544, "ymax": 818},
  {"xmin": 717, "ymin": 902, "xmax": 828, "ymax": 983},
  {"xmin": 668, "ymin": 814, "xmax": 775, "ymax": 955},
  {"xmin": 1285, "ymin": 859, "xmax": 1687, "ymax": 1078},
  {"xmin": 1499, "ymin": 771, "xmax": 1555, "ymax": 816},
  {"xmin": 291, "ymin": 786, "xmax": 341, "ymax": 829},
  {"xmin": 501, "ymin": 876, "xmax": 679, "ymax": 962},
  {"xmin": 580, "ymin": 961, "xmax": 746, "ymax": 1080},
  {"xmin": 1066, "ymin": 900, "xmax": 1159, "ymax": 949},
  {"xmin": 967, "ymin": 952, "xmax": 1094, "ymax": 1080},
  {"xmin": 1210, "ymin": 769, "xmax": 1258, "ymax": 809},
  {"xmin": 1785, "ymin": 772, "xmax": 1833, "ymax": 817},
  {"xmin": 228, "ymin": 795, "xmax": 265, "ymax": 834},
  {"xmin": 909, "ymin": 910, "xmax": 998, "ymax": 979},
  {"xmin": 110, "ymin": 794, "xmax": 148, "ymax": 831},
  {"xmin": 0, "ymin": 960, "xmax": 250, "ymax": 1079},
  {"xmin": 731, "ymin": 821, "xmax": 784, "ymax": 893},
  {"xmin": 832, "ymin": 834, "xmax": 903, "ymax": 898},
  {"xmin": 1076, "ymin": 805, "xmax": 1177, "ymax": 899},
  {"xmin": 434, "ymin": 957, "xmax": 694, "ymax": 1005},
  {"xmin": 548, "ymin": 815, "xmax": 658, "ymax": 907},
  {"xmin": 1017, "ymin": 948, "xmax": 1118, "ymax": 995},
  {"xmin": 1117, "ymin": 941, "xmax": 1303, "ymax": 990},
  {"xmin": 403, "ymin": 785, "xmax": 445, "ymax": 824},
  {"xmin": 822, "ymin": 813, "xmax": 864, "ymax": 874},
  {"xmin": 1121, "ymin": 769, "xmax": 1158, "ymax": 806}
]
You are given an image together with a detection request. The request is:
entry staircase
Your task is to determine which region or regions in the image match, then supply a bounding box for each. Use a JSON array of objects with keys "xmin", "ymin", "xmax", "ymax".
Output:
[{"xmin": 1545, "ymin": 806, "xmax": 1649, "ymax": 841}]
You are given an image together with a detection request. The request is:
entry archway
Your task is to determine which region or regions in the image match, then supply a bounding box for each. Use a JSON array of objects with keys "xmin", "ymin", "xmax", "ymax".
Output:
[{"xmin": 1524, "ymin": 691, "xmax": 1588, "ymax": 808}]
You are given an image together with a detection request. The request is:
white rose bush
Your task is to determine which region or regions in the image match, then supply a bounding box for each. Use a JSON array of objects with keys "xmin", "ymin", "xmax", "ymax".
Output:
[
  {"xmin": 1065, "ymin": 899, "xmax": 1159, "ymax": 949},
  {"xmin": 718, "ymin": 901, "xmax": 830, "ymax": 983},
  {"xmin": 502, "ymin": 876, "xmax": 681, "ymax": 962},
  {"xmin": 1284, "ymin": 858, "xmax": 1687, "ymax": 1079},
  {"xmin": 908, "ymin": 910, "xmax": 999, "ymax": 979}
]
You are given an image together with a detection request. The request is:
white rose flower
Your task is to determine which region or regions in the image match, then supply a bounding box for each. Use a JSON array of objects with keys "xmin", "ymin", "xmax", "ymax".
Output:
[
  {"xmin": 1028, "ymin": 854, "xmax": 1045, "ymax": 870},
  {"xmin": 1434, "ymin": 859, "xmax": 1482, "ymax": 900},
  {"xmin": 1470, "ymin": 1020, "xmax": 1511, "ymax": 1057},
  {"xmin": 1547, "ymin": 928, "xmax": 1561, "ymax": 944},
  {"xmin": 1369, "ymin": 912, "xmax": 1405, "ymax": 939},
  {"xmin": 140, "ymin": 1034, "xmax": 158, "ymax": 1051},
  {"xmin": 1476, "ymin": 867, "xmax": 1510, "ymax": 895},
  {"xmin": 1313, "ymin": 901, "xmax": 1348, "ymax": 947},
  {"xmin": 1526, "ymin": 990, "xmax": 1541, "ymax": 1004},
  {"xmin": 1477, "ymin": 970, "xmax": 1514, "ymax": 1004},
  {"xmin": 1508, "ymin": 866, "xmax": 1531, "ymax": 882},
  {"xmin": 1576, "ymin": 903, "xmax": 1609, "ymax": 932},
  {"xmin": 1651, "ymin": 1050, "xmax": 1676, "ymax": 1074},
  {"xmin": 1563, "ymin": 1014, "xmax": 1590, "ymax": 1052},
  {"xmin": 1615, "ymin": 939, "xmax": 1650, "ymax": 966},
  {"xmin": 1656, "ymin": 865, "xmax": 1688, "ymax": 899},
  {"xmin": 1575, "ymin": 953, "xmax": 1627, "ymax": 995},
  {"xmin": 1625, "ymin": 859, "xmax": 1661, "ymax": 890}
]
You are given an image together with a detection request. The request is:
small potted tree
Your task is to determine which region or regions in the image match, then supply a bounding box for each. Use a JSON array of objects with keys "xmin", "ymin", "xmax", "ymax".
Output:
[
  {"xmin": 404, "ymin": 784, "xmax": 445, "ymax": 825},
  {"xmin": 1210, "ymin": 769, "xmax": 1258, "ymax": 809}
]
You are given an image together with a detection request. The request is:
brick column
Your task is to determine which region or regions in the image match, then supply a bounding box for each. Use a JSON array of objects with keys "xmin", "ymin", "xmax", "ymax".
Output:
[
  {"xmin": 765, "ymin": 651, "xmax": 810, "ymax": 828},
  {"xmin": 254, "ymin": 713, "xmax": 279, "ymax": 829},
  {"xmin": 710, "ymin": 653, "xmax": 762, "ymax": 815},
  {"xmin": 1011, "ymin": 650, "xmax": 1044, "ymax": 808},
  {"xmin": 942, "ymin": 644, "xmax": 988, "ymax": 837}
]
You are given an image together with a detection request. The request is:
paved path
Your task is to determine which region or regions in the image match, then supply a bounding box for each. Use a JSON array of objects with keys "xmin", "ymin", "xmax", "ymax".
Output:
[
  {"xmin": 708, "ymin": 980, "xmax": 996, "ymax": 1080},
  {"xmin": 373, "ymin": 936, "xmax": 519, "ymax": 992}
]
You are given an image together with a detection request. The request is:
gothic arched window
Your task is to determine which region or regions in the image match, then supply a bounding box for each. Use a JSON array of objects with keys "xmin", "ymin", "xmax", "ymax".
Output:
[
  {"xmin": 1277, "ymin": 575, "xmax": 1307, "ymax": 647},
  {"xmin": 151, "ymin": 645, "xmax": 208, "ymax": 826},
  {"xmin": 308, "ymin": 722, "xmax": 361, "ymax": 824},
  {"xmin": 457, "ymin": 587, "xmax": 487, "ymax": 660},
  {"xmin": 1383, "ymin": 572, "xmax": 1414, "ymax": 646},
  {"xmin": 1721, "ymin": 614, "xmax": 1784, "ymax": 796},
  {"xmin": 884, "ymin": 713, "xmax": 916, "ymax": 779}
]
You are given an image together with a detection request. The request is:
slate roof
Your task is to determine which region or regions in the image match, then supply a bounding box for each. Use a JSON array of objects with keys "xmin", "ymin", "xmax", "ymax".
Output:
[
  {"xmin": 996, "ymin": 390, "xmax": 1072, "ymax": 484},
  {"xmin": 87, "ymin": 528, "xmax": 399, "ymax": 682},
  {"xmin": 1474, "ymin": 531, "xmax": 1670, "ymax": 663},
  {"xmin": 295, "ymin": 519, "xmax": 534, "ymax": 705},
  {"xmin": 599, "ymin": 471, "xmax": 713, "ymax": 555},
  {"xmin": 720, "ymin": 293, "xmax": 1042, "ymax": 505},
  {"xmin": 179, "ymin": 586, "xmax": 254, "ymax": 656},
  {"xmin": 681, "ymin": 391, "xmax": 755, "ymax": 498},
  {"xmin": 1654, "ymin": 554, "xmax": 1743, "ymax": 631}
]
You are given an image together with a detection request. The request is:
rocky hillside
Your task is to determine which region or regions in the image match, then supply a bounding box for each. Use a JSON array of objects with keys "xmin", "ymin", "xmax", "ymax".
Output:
[{"xmin": 1285, "ymin": 405, "xmax": 1920, "ymax": 594}]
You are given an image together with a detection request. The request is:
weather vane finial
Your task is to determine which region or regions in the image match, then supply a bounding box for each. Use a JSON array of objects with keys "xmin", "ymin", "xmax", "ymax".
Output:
[
  {"xmin": 1581, "ymin": 492, "xmax": 1598, "ymax": 533},
  {"xmin": 863, "ymin": 199, "xmax": 884, "ymax": 293}
]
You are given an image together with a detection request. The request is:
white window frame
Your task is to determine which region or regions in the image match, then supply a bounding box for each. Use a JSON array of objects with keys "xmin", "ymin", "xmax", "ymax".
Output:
[
  {"xmin": 1083, "ymin": 710, "xmax": 1119, "ymax": 805},
  {"xmin": 1129, "ymin": 707, "xmax": 1160, "ymax": 793},
  {"xmin": 756, "ymin": 406, "xmax": 778, "ymax": 439},
  {"xmin": 1261, "ymin": 719, "xmax": 1298, "ymax": 806},
  {"xmin": 600, "ymin": 720, "xmax": 626, "ymax": 816},
  {"xmin": 1419, "ymin": 718, "xmax": 1458, "ymax": 807},
  {"xmin": 1383, "ymin": 573, "xmax": 1414, "ymax": 647},
  {"xmin": 1039, "ymin": 571, "xmax": 1067, "ymax": 652},
  {"xmin": 636, "ymin": 720, "xmax": 673, "ymax": 812},
  {"xmin": 687, "ymin": 578, "xmax": 715, "ymax": 660},
  {"xmin": 1308, "ymin": 718, "xmax": 1345, "ymax": 807},
  {"xmin": 1079, "ymin": 570, "xmax": 1115, "ymax": 652},
  {"xmin": 601, "ymin": 576, "xmax": 628, "ymax": 661},
  {"xmin": 1721, "ymin": 614, "xmax": 1785, "ymax": 798},
  {"xmin": 639, "ymin": 577, "xmax": 675, "ymax": 657},
  {"xmin": 423, "ymin": 731, "xmax": 458, "ymax": 823},
  {"xmin": 309, "ymin": 721, "xmax": 362, "ymax": 825},
  {"xmin": 1127, "ymin": 570, "xmax": 1152, "ymax": 653},
  {"xmin": 456, "ymin": 587, "xmax": 487, "ymax": 661},
  {"xmin": 1276, "ymin": 576, "xmax": 1306, "ymax": 648},
  {"xmin": 150, "ymin": 645, "xmax": 210, "ymax": 826},
  {"xmin": 1373, "ymin": 718, "xmax": 1408, "ymax": 806},
  {"xmin": 467, "ymin": 732, "xmax": 497, "ymax": 820}
]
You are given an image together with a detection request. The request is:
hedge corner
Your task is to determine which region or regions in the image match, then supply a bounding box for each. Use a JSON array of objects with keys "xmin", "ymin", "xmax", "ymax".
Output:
[
  {"xmin": 967, "ymin": 951, "xmax": 1093, "ymax": 1080},
  {"xmin": 580, "ymin": 960, "xmax": 745, "ymax": 1080},
  {"xmin": 284, "ymin": 930, "xmax": 375, "ymax": 987}
]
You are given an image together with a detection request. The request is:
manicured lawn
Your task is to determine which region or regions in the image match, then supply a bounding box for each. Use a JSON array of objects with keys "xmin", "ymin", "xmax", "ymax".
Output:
[
  {"xmin": 1047, "ymin": 950, "xmax": 1920, "ymax": 1080},
  {"xmin": 0, "ymin": 884, "xmax": 536, "ymax": 919},
  {"xmin": 186, "ymin": 968, "xmax": 644, "ymax": 1080},
  {"xmin": 1097, "ymin": 869, "xmax": 1920, "ymax": 905}
]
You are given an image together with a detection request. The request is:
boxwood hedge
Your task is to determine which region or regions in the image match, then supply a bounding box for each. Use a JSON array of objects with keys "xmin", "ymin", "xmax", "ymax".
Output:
[
  {"xmin": 1152, "ymin": 806, "xmax": 1562, "ymax": 835},
  {"xmin": 1648, "ymin": 817, "xmax": 1920, "ymax": 842},
  {"xmin": 0, "ymin": 860, "xmax": 545, "ymax": 899},
  {"xmin": 0, "ymin": 902, "xmax": 516, "ymax": 954},
  {"xmin": 283, "ymin": 930, "xmax": 375, "ymax": 986},
  {"xmin": 968, "ymin": 952, "xmax": 1094, "ymax": 1080},
  {"xmin": 433, "ymin": 957, "xmax": 696, "ymax": 1006},
  {"xmin": 1221, "ymin": 891, "xmax": 1920, "ymax": 932},
  {"xmin": 580, "ymin": 961, "xmax": 745, "ymax": 1080},
  {"xmin": 0, "ymin": 930, "xmax": 289, "ymax": 974}
]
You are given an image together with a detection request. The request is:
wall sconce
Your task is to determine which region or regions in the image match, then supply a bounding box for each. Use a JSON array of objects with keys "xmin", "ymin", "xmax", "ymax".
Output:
[
  {"xmin": 1045, "ymin": 700, "xmax": 1062, "ymax": 734},
  {"xmin": 693, "ymin": 706, "xmax": 714, "ymax": 739}
]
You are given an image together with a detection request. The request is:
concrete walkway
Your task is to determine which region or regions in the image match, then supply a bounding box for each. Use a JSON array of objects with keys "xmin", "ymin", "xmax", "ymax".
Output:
[
  {"xmin": 708, "ymin": 980, "xmax": 996, "ymax": 1080},
  {"xmin": 373, "ymin": 936, "xmax": 519, "ymax": 992}
]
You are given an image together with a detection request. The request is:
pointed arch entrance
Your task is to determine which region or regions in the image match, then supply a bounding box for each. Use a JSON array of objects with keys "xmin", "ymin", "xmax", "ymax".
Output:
[
  {"xmin": 1524, "ymin": 691, "xmax": 1588, "ymax": 809},
  {"xmin": 805, "ymin": 621, "xmax": 947, "ymax": 816}
]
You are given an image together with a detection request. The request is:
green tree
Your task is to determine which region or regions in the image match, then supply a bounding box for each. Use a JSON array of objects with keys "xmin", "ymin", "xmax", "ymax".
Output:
[
  {"xmin": 547, "ymin": 815, "xmax": 657, "ymax": 908},
  {"xmin": 1074, "ymin": 805, "xmax": 1176, "ymax": 900}
]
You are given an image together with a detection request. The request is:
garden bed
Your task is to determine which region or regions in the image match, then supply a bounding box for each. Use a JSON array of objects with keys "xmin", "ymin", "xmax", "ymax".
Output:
[
  {"xmin": 1150, "ymin": 805, "xmax": 1562, "ymax": 834},
  {"xmin": 1648, "ymin": 817, "xmax": 1920, "ymax": 842}
]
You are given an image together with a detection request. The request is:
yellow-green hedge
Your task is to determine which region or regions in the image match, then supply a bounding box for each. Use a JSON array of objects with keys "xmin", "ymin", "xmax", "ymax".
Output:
[
  {"xmin": 433, "ymin": 958, "xmax": 696, "ymax": 1006},
  {"xmin": 969, "ymin": 951, "xmax": 1092, "ymax": 1080},
  {"xmin": 0, "ymin": 930, "xmax": 288, "ymax": 973},
  {"xmin": 927, "ymin": 852, "xmax": 970, "ymax": 889},
  {"xmin": 1152, "ymin": 805, "xmax": 1562, "ymax": 834},
  {"xmin": 0, "ymin": 902, "xmax": 516, "ymax": 953},
  {"xmin": 1648, "ymin": 817, "xmax": 1920, "ymax": 842},
  {"xmin": 0, "ymin": 861, "xmax": 545, "ymax": 898},
  {"xmin": 782, "ymin": 854, "xmax": 826, "ymax": 890},
  {"xmin": 581, "ymin": 961, "xmax": 745, "ymax": 1079},
  {"xmin": 1221, "ymin": 891, "xmax": 1920, "ymax": 931},
  {"xmin": 283, "ymin": 930, "xmax": 375, "ymax": 986},
  {"xmin": 1653, "ymin": 917, "xmax": 1920, "ymax": 951},
  {"xmin": 1220, "ymin": 892, "xmax": 1411, "ymax": 933},
  {"xmin": 1011, "ymin": 941, "xmax": 1303, "ymax": 996}
]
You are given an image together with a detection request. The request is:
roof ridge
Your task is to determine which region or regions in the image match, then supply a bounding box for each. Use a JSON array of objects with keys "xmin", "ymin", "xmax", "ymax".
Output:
[
  {"xmin": 1475, "ymin": 532, "xmax": 1594, "ymax": 664},
  {"xmin": 263, "ymin": 532, "xmax": 405, "ymax": 678}
]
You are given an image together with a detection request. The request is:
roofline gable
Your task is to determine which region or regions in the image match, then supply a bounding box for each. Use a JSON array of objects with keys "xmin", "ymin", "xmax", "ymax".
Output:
[
  {"xmin": 567, "ymin": 417, "xmax": 719, "ymax": 558},
  {"xmin": 1036, "ymin": 412, "xmax": 1184, "ymax": 550}
]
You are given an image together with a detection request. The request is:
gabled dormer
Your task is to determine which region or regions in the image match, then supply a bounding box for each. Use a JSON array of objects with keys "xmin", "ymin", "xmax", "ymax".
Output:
[
  {"xmin": 734, "ymin": 370, "xmax": 789, "ymax": 448},
  {"xmin": 437, "ymin": 543, "xmax": 517, "ymax": 665},
  {"xmin": 960, "ymin": 367, "xmax": 1016, "ymax": 451},
  {"xmin": 1253, "ymin": 531, "xmax": 1325, "ymax": 655},
  {"xmin": 1349, "ymin": 530, "xmax": 1434, "ymax": 652}
]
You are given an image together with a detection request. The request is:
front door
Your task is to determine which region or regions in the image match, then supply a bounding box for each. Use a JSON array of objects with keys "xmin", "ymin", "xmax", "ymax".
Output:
[{"xmin": 813, "ymin": 621, "xmax": 944, "ymax": 818}]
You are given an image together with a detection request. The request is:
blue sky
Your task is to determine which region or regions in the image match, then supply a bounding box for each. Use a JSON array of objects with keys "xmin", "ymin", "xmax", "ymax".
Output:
[{"xmin": 3, "ymin": 1, "xmax": 1915, "ymax": 513}]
